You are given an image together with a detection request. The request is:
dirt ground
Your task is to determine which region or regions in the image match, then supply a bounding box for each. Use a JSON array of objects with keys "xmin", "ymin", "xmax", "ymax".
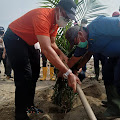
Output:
[{"xmin": 0, "ymin": 57, "xmax": 120, "ymax": 120}]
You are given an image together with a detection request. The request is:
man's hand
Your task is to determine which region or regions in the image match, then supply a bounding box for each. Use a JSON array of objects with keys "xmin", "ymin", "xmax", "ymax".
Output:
[{"xmin": 68, "ymin": 73, "xmax": 81, "ymax": 93}]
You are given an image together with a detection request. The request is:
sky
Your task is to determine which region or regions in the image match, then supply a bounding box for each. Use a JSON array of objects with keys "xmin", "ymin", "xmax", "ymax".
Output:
[
  {"xmin": 0, "ymin": 0, "xmax": 40, "ymax": 30},
  {"xmin": 100, "ymin": 0, "xmax": 120, "ymax": 15},
  {"xmin": 0, "ymin": 0, "xmax": 120, "ymax": 30}
]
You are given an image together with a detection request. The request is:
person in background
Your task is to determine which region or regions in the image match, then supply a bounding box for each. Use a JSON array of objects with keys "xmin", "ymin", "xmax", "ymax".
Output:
[
  {"xmin": 3, "ymin": 0, "xmax": 80, "ymax": 120},
  {"xmin": 40, "ymin": 53, "xmax": 55, "ymax": 81},
  {"xmin": 112, "ymin": 11, "xmax": 120, "ymax": 17},
  {"xmin": 0, "ymin": 38, "xmax": 6, "ymax": 74},
  {"xmin": 0, "ymin": 26, "xmax": 12, "ymax": 79},
  {"xmin": 5, "ymin": 56, "xmax": 13, "ymax": 79},
  {"xmin": 0, "ymin": 26, "xmax": 6, "ymax": 74}
]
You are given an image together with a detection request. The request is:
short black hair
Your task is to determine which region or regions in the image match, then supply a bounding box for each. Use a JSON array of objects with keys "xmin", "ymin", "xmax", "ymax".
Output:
[{"xmin": 65, "ymin": 26, "xmax": 80, "ymax": 47}]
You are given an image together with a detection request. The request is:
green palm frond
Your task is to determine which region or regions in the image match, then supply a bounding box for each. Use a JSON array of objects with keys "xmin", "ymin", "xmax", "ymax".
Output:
[
  {"xmin": 76, "ymin": 0, "xmax": 108, "ymax": 23},
  {"xmin": 39, "ymin": 0, "xmax": 59, "ymax": 8}
]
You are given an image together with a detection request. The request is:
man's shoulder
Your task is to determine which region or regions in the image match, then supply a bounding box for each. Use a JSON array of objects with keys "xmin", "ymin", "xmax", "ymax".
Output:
[
  {"xmin": 74, "ymin": 46, "xmax": 88, "ymax": 57},
  {"xmin": 35, "ymin": 8, "xmax": 55, "ymax": 15}
]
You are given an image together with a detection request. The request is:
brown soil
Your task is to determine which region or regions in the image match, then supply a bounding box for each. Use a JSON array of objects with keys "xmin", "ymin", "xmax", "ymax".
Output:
[{"xmin": 0, "ymin": 58, "xmax": 119, "ymax": 120}]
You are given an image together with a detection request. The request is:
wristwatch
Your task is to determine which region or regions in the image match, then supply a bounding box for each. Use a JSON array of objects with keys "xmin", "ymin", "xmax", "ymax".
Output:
[{"xmin": 63, "ymin": 69, "xmax": 72, "ymax": 79}]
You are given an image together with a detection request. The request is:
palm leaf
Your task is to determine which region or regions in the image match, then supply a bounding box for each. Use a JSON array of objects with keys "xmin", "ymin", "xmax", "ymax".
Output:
[
  {"xmin": 76, "ymin": 0, "xmax": 108, "ymax": 23},
  {"xmin": 39, "ymin": 0, "xmax": 59, "ymax": 8}
]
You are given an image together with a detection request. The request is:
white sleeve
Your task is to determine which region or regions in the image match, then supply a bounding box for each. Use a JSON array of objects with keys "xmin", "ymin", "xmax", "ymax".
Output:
[{"xmin": 34, "ymin": 42, "xmax": 40, "ymax": 50}]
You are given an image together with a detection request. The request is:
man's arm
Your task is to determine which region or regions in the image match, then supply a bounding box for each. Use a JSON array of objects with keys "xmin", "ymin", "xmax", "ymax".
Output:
[
  {"xmin": 76, "ymin": 51, "xmax": 93, "ymax": 69},
  {"xmin": 37, "ymin": 35, "xmax": 81, "ymax": 92},
  {"xmin": 51, "ymin": 37, "xmax": 68, "ymax": 63},
  {"xmin": 67, "ymin": 51, "xmax": 93, "ymax": 74},
  {"xmin": 67, "ymin": 56, "xmax": 82, "ymax": 69}
]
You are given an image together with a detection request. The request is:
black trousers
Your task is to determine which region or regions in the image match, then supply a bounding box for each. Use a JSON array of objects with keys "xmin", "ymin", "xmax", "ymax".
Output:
[
  {"xmin": 5, "ymin": 56, "xmax": 12, "ymax": 77},
  {"xmin": 41, "ymin": 53, "xmax": 53, "ymax": 67},
  {"xmin": 3, "ymin": 28, "xmax": 40, "ymax": 117},
  {"xmin": 93, "ymin": 53, "xmax": 107, "ymax": 75},
  {"xmin": 103, "ymin": 57, "xmax": 120, "ymax": 95}
]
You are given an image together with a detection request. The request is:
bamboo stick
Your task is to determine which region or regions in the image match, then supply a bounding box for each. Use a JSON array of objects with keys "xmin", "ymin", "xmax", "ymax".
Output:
[{"xmin": 76, "ymin": 84, "xmax": 97, "ymax": 120}]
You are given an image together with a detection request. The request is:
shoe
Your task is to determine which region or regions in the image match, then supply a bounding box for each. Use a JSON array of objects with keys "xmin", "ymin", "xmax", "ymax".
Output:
[
  {"xmin": 6, "ymin": 75, "xmax": 13, "ymax": 79},
  {"xmin": 50, "ymin": 67, "xmax": 55, "ymax": 81},
  {"xmin": 103, "ymin": 105, "xmax": 120, "ymax": 119},
  {"xmin": 102, "ymin": 100, "xmax": 108, "ymax": 107},
  {"xmin": 40, "ymin": 67, "xmax": 47, "ymax": 81},
  {"xmin": 26, "ymin": 106, "xmax": 43, "ymax": 114}
]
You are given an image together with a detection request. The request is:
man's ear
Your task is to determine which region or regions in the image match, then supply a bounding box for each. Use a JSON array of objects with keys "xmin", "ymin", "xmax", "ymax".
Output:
[
  {"xmin": 78, "ymin": 31, "xmax": 84, "ymax": 38},
  {"xmin": 78, "ymin": 31, "xmax": 86, "ymax": 42}
]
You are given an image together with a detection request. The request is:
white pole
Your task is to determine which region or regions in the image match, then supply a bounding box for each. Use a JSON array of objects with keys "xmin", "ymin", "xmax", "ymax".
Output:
[{"xmin": 76, "ymin": 84, "xmax": 97, "ymax": 120}]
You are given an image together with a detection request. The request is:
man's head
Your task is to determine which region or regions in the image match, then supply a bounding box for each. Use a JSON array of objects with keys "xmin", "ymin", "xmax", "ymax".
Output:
[
  {"xmin": 0, "ymin": 26, "xmax": 4, "ymax": 36},
  {"xmin": 112, "ymin": 11, "xmax": 120, "ymax": 17},
  {"xmin": 65, "ymin": 26, "xmax": 88, "ymax": 48},
  {"xmin": 55, "ymin": 0, "xmax": 77, "ymax": 27}
]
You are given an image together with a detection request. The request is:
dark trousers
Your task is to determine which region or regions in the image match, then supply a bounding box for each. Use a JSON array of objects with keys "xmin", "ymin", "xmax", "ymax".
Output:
[
  {"xmin": 0, "ymin": 48, "xmax": 7, "ymax": 74},
  {"xmin": 5, "ymin": 56, "xmax": 12, "ymax": 76},
  {"xmin": 103, "ymin": 57, "xmax": 120, "ymax": 95},
  {"xmin": 41, "ymin": 53, "xmax": 53, "ymax": 67},
  {"xmin": 93, "ymin": 53, "xmax": 107, "ymax": 76},
  {"xmin": 0, "ymin": 48, "xmax": 12, "ymax": 76},
  {"xmin": 28, "ymin": 46, "xmax": 40, "ymax": 107},
  {"xmin": 3, "ymin": 28, "xmax": 40, "ymax": 117}
]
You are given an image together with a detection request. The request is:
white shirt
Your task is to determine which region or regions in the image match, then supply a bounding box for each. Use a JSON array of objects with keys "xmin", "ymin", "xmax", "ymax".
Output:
[{"xmin": 34, "ymin": 42, "xmax": 41, "ymax": 52}]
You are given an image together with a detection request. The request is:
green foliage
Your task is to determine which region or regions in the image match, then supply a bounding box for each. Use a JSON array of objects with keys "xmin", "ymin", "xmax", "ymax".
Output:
[
  {"xmin": 52, "ymin": 77, "xmax": 77, "ymax": 113},
  {"xmin": 55, "ymin": 22, "xmax": 73, "ymax": 55},
  {"xmin": 39, "ymin": 0, "xmax": 59, "ymax": 8}
]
